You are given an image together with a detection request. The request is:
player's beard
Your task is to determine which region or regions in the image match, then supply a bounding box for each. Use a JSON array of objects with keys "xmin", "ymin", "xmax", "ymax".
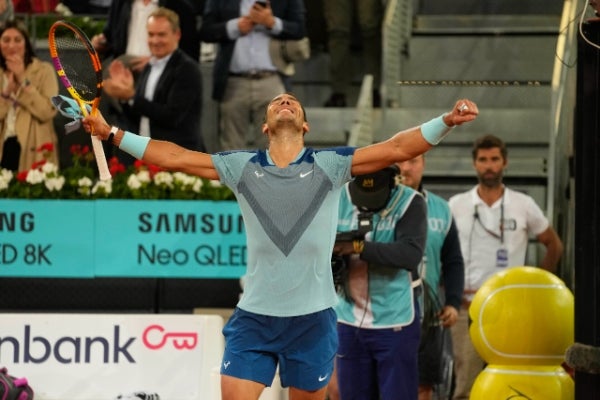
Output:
[{"xmin": 478, "ymin": 169, "xmax": 503, "ymax": 188}]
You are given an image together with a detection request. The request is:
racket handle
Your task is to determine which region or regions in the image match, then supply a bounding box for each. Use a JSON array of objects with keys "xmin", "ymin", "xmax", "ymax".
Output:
[{"xmin": 91, "ymin": 135, "xmax": 111, "ymax": 181}]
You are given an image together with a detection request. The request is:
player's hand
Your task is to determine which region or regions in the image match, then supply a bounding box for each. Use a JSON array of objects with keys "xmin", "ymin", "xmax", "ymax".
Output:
[
  {"xmin": 82, "ymin": 114, "xmax": 111, "ymax": 140},
  {"xmin": 443, "ymin": 99, "xmax": 479, "ymax": 127},
  {"xmin": 438, "ymin": 305, "xmax": 458, "ymax": 328}
]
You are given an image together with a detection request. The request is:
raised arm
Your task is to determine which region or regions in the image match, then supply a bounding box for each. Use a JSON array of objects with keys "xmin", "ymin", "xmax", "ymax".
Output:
[
  {"xmin": 351, "ymin": 99, "xmax": 479, "ymax": 176},
  {"xmin": 82, "ymin": 115, "xmax": 219, "ymax": 180}
]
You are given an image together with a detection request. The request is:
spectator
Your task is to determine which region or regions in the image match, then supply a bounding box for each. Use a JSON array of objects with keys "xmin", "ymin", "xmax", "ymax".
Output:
[
  {"xmin": 331, "ymin": 166, "xmax": 427, "ymax": 399},
  {"xmin": 199, "ymin": 0, "xmax": 306, "ymax": 151},
  {"xmin": 398, "ymin": 154, "xmax": 464, "ymax": 400},
  {"xmin": 0, "ymin": 20, "xmax": 59, "ymax": 172},
  {"xmin": 323, "ymin": 0, "xmax": 383, "ymax": 108},
  {"xmin": 102, "ymin": 6, "xmax": 203, "ymax": 165},
  {"xmin": 91, "ymin": 0, "xmax": 200, "ymax": 72},
  {"xmin": 0, "ymin": 0, "xmax": 13, "ymax": 22},
  {"xmin": 58, "ymin": 1, "xmax": 106, "ymax": 14},
  {"xmin": 448, "ymin": 134, "xmax": 564, "ymax": 399},
  {"xmin": 82, "ymin": 95, "xmax": 479, "ymax": 400}
]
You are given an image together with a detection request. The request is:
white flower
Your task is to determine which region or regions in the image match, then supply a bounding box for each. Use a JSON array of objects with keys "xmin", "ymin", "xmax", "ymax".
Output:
[
  {"xmin": 153, "ymin": 171, "xmax": 174, "ymax": 187},
  {"xmin": 1, "ymin": 168, "xmax": 14, "ymax": 181},
  {"xmin": 41, "ymin": 162, "xmax": 59, "ymax": 175},
  {"xmin": 26, "ymin": 169, "xmax": 45, "ymax": 185},
  {"xmin": 0, "ymin": 168, "xmax": 13, "ymax": 191},
  {"xmin": 45, "ymin": 176, "xmax": 66, "ymax": 192},
  {"xmin": 127, "ymin": 174, "xmax": 142, "ymax": 190},
  {"xmin": 92, "ymin": 180, "xmax": 112, "ymax": 195},
  {"xmin": 173, "ymin": 172, "xmax": 194, "ymax": 185},
  {"xmin": 192, "ymin": 178, "xmax": 202, "ymax": 193},
  {"xmin": 78, "ymin": 177, "xmax": 93, "ymax": 187},
  {"xmin": 136, "ymin": 170, "xmax": 151, "ymax": 183}
]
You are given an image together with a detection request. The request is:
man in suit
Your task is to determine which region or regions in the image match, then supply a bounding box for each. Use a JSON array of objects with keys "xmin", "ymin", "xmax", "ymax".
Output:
[
  {"xmin": 92, "ymin": 0, "xmax": 200, "ymax": 71},
  {"xmin": 103, "ymin": 6, "xmax": 203, "ymax": 163},
  {"xmin": 199, "ymin": 0, "xmax": 306, "ymax": 151}
]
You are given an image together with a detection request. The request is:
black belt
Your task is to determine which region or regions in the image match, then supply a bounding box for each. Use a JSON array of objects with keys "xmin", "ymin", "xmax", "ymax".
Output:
[{"xmin": 229, "ymin": 70, "xmax": 278, "ymax": 79}]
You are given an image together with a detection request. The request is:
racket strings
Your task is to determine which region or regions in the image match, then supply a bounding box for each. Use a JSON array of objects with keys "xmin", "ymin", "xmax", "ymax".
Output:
[{"xmin": 52, "ymin": 31, "xmax": 99, "ymax": 102}]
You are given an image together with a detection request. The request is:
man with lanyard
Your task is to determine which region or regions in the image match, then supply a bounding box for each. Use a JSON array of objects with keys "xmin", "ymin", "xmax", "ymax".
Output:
[{"xmin": 447, "ymin": 134, "xmax": 563, "ymax": 399}]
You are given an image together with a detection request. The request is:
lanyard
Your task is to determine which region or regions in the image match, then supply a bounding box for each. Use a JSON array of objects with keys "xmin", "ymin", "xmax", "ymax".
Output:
[{"xmin": 473, "ymin": 191, "xmax": 505, "ymax": 244}]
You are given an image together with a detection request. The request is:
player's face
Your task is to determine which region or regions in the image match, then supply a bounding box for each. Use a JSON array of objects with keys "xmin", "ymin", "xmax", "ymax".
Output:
[
  {"xmin": 474, "ymin": 147, "xmax": 506, "ymax": 188},
  {"xmin": 398, "ymin": 155, "xmax": 424, "ymax": 190},
  {"xmin": 0, "ymin": 28, "xmax": 25, "ymax": 59},
  {"xmin": 147, "ymin": 16, "xmax": 180, "ymax": 59},
  {"xmin": 265, "ymin": 94, "xmax": 306, "ymax": 127}
]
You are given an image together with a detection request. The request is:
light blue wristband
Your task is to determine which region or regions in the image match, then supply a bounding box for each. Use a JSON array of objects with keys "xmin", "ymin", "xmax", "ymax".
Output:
[
  {"xmin": 421, "ymin": 114, "xmax": 453, "ymax": 145},
  {"xmin": 119, "ymin": 131, "xmax": 150, "ymax": 159}
]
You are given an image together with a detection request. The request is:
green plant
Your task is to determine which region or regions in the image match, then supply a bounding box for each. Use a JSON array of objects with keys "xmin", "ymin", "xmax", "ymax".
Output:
[{"xmin": 0, "ymin": 143, "xmax": 235, "ymax": 201}]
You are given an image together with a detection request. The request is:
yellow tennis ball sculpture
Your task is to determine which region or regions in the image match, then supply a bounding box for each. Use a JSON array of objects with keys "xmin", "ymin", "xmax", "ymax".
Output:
[
  {"xmin": 471, "ymin": 365, "xmax": 573, "ymax": 399},
  {"xmin": 469, "ymin": 266, "xmax": 574, "ymax": 399},
  {"xmin": 469, "ymin": 266, "xmax": 573, "ymax": 365}
]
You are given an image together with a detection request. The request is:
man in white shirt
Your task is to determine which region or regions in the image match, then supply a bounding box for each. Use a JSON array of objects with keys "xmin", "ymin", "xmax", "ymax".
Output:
[{"xmin": 447, "ymin": 134, "xmax": 563, "ymax": 399}]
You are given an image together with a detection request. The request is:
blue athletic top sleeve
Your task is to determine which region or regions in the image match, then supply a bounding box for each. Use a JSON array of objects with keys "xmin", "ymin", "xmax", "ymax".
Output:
[{"xmin": 211, "ymin": 147, "xmax": 355, "ymax": 317}]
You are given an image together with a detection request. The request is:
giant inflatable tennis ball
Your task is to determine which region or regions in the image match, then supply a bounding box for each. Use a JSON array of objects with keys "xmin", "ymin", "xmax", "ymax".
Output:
[
  {"xmin": 470, "ymin": 365, "xmax": 573, "ymax": 400},
  {"xmin": 469, "ymin": 266, "xmax": 573, "ymax": 365}
]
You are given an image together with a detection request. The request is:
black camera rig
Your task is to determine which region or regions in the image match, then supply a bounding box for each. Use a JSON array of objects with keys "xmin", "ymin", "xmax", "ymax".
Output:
[{"xmin": 332, "ymin": 211, "xmax": 375, "ymax": 294}]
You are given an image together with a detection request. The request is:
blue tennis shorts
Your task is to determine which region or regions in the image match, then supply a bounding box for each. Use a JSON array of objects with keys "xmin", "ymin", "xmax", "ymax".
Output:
[{"xmin": 220, "ymin": 307, "xmax": 338, "ymax": 390}]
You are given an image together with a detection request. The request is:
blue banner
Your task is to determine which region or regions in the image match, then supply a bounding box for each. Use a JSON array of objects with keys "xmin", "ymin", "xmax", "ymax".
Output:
[
  {"xmin": 0, "ymin": 199, "xmax": 247, "ymax": 278},
  {"xmin": 0, "ymin": 200, "xmax": 95, "ymax": 277},
  {"xmin": 95, "ymin": 200, "xmax": 246, "ymax": 278}
]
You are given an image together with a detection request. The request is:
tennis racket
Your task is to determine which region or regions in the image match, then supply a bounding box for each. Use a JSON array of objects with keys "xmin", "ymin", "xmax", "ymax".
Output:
[{"xmin": 48, "ymin": 20, "xmax": 110, "ymax": 181}]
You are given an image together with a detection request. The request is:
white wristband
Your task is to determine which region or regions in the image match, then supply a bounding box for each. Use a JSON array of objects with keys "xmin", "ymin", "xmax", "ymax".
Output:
[
  {"xmin": 421, "ymin": 114, "xmax": 453, "ymax": 145},
  {"xmin": 108, "ymin": 126, "xmax": 118, "ymax": 143}
]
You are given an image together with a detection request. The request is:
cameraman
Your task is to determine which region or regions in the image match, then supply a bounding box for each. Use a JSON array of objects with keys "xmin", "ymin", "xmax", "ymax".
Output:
[{"xmin": 329, "ymin": 166, "xmax": 427, "ymax": 400}]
